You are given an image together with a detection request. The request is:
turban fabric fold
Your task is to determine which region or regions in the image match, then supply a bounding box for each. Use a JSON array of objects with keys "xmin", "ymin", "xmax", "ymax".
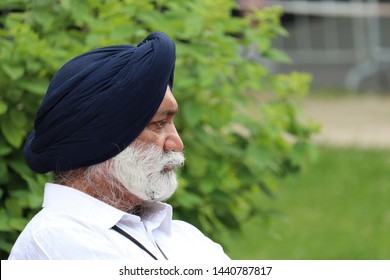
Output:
[{"xmin": 24, "ymin": 31, "xmax": 176, "ymax": 173}]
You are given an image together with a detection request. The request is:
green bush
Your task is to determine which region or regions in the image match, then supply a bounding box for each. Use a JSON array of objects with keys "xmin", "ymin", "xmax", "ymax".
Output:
[{"xmin": 0, "ymin": 0, "xmax": 317, "ymax": 258}]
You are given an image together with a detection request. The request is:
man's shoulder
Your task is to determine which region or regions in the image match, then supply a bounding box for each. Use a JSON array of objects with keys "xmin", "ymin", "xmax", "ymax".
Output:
[
  {"xmin": 14, "ymin": 208, "xmax": 94, "ymax": 244},
  {"xmin": 168, "ymin": 219, "xmax": 230, "ymax": 260},
  {"xmin": 8, "ymin": 208, "xmax": 117, "ymax": 260},
  {"xmin": 170, "ymin": 219, "xmax": 215, "ymax": 242}
]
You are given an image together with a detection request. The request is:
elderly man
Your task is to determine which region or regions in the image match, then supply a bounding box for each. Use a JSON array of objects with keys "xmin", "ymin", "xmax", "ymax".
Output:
[{"xmin": 8, "ymin": 32, "xmax": 229, "ymax": 260}]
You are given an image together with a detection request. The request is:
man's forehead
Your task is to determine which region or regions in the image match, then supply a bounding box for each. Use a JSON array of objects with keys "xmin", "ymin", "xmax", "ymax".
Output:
[{"xmin": 154, "ymin": 88, "xmax": 178, "ymax": 117}]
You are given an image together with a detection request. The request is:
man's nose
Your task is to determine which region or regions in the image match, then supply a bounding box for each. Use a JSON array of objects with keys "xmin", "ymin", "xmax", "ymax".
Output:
[{"xmin": 164, "ymin": 124, "xmax": 183, "ymax": 152}]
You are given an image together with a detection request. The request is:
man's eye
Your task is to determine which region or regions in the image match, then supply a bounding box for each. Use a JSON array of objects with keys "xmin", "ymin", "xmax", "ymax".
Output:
[{"xmin": 155, "ymin": 120, "xmax": 167, "ymax": 129}]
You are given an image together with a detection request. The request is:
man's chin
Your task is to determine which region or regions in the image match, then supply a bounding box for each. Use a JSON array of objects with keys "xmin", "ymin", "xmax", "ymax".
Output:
[
  {"xmin": 155, "ymin": 191, "xmax": 176, "ymax": 202},
  {"xmin": 125, "ymin": 183, "xmax": 177, "ymax": 203},
  {"xmin": 147, "ymin": 187, "xmax": 177, "ymax": 202}
]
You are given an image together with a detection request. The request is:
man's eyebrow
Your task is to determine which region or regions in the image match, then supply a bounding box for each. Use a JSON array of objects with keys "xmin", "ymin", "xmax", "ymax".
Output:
[{"xmin": 154, "ymin": 107, "xmax": 179, "ymax": 118}]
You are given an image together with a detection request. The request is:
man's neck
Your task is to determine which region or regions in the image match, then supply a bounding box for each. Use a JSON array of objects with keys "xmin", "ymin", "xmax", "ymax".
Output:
[{"xmin": 53, "ymin": 167, "xmax": 150, "ymax": 214}]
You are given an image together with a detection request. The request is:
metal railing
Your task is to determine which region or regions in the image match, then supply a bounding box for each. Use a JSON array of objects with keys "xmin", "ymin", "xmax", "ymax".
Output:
[{"xmin": 238, "ymin": 0, "xmax": 390, "ymax": 90}]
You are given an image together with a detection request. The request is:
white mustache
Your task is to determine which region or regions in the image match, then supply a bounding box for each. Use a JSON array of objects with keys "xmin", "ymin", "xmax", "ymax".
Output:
[{"xmin": 159, "ymin": 151, "xmax": 185, "ymax": 171}]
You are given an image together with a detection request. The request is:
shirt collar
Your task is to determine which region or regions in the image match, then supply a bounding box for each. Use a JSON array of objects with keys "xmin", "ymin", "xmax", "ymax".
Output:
[
  {"xmin": 141, "ymin": 202, "xmax": 173, "ymax": 234},
  {"xmin": 42, "ymin": 183, "xmax": 172, "ymax": 233}
]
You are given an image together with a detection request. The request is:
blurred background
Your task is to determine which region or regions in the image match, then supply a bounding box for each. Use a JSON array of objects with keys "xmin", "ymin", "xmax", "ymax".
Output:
[
  {"xmin": 225, "ymin": 0, "xmax": 390, "ymax": 259},
  {"xmin": 0, "ymin": 0, "xmax": 389, "ymax": 260},
  {"xmin": 240, "ymin": 0, "xmax": 390, "ymax": 91}
]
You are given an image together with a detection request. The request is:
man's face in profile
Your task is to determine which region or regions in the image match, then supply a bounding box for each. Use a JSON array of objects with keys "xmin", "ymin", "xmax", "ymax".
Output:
[{"xmin": 111, "ymin": 87, "xmax": 185, "ymax": 202}]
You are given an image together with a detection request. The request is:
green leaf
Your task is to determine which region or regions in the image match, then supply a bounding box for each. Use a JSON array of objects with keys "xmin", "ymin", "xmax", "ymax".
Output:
[
  {"xmin": 17, "ymin": 78, "xmax": 48, "ymax": 95},
  {"xmin": 68, "ymin": 1, "xmax": 91, "ymax": 25},
  {"xmin": 0, "ymin": 210, "xmax": 10, "ymax": 231},
  {"xmin": 1, "ymin": 117, "xmax": 23, "ymax": 148},
  {"xmin": 187, "ymin": 154, "xmax": 208, "ymax": 178},
  {"xmin": 182, "ymin": 102, "xmax": 203, "ymax": 128},
  {"xmin": 9, "ymin": 158, "xmax": 33, "ymax": 177},
  {"xmin": 5, "ymin": 196, "xmax": 24, "ymax": 217},
  {"xmin": 1, "ymin": 64, "xmax": 25, "ymax": 80},
  {"xmin": 9, "ymin": 109, "xmax": 27, "ymax": 128},
  {"xmin": 9, "ymin": 217, "xmax": 28, "ymax": 231},
  {"xmin": 0, "ymin": 102, "xmax": 8, "ymax": 115},
  {"xmin": 17, "ymin": 173, "xmax": 44, "ymax": 208},
  {"xmin": 0, "ymin": 160, "xmax": 7, "ymax": 179},
  {"xmin": 0, "ymin": 240, "xmax": 13, "ymax": 253},
  {"xmin": 28, "ymin": 192, "xmax": 43, "ymax": 209},
  {"xmin": 244, "ymin": 144, "xmax": 274, "ymax": 174},
  {"xmin": 177, "ymin": 191, "xmax": 203, "ymax": 209},
  {"xmin": 0, "ymin": 0, "xmax": 26, "ymax": 10},
  {"xmin": 0, "ymin": 137, "xmax": 13, "ymax": 156},
  {"xmin": 199, "ymin": 179, "xmax": 214, "ymax": 194}
]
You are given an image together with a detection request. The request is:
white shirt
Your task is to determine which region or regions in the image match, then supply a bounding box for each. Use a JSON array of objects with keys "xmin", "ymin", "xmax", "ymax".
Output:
[{"xmin": 8, "ymin": 183, "xmax": 229, "ymax": 260}]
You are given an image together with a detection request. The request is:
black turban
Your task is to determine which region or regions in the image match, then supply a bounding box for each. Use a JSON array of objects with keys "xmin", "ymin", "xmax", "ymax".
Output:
[{"xmin": 24, "ymin": 31, "xmax": 176, "ymax": 173}]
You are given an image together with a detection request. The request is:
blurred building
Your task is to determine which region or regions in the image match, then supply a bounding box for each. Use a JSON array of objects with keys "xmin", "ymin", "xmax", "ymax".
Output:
[{"xmin": 237, "ymin": 0, "xmax": 390, "ymax": 92}]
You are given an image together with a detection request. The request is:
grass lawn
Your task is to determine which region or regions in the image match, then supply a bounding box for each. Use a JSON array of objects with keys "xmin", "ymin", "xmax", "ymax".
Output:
[{"xmin": 222, "ymin": 145, "xmax": 390, "ymax": 259}]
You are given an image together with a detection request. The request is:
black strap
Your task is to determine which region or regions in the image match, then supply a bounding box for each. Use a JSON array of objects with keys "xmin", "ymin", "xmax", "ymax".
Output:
[
  {"xmin": 111, "ymin": 225, "xmax": 158, "ymax": 260},
  {"xmin": 156, "ymin": 243, "xmax": 168, "ymax": 260}
]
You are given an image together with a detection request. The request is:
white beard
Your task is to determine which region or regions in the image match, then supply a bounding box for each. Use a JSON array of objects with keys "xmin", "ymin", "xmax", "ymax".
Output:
[{"xmin": 112, "ymin": 141, "xmax": 185, "ymax": 202}]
